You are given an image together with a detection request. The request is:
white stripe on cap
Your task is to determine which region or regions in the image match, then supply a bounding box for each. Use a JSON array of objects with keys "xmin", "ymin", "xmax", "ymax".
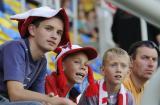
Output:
[{"xmin": 10, "ymin": 6, "xmax": 62, "ymax": 20}]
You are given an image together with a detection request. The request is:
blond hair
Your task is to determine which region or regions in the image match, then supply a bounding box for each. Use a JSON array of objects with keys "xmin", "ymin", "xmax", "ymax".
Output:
[{"xmin": 102, "ymin": 47, "xmax": 130, "ymax": 66}]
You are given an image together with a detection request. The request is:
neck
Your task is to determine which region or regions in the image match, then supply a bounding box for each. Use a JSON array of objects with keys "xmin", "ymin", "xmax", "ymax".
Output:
[
  {"xmin": 105, "ymin": 80, "xmax": 120, "ymax": 94},
  {"xmin": 28, "ymin": 38, "xmax": 45, "ymax": 61},
  {"xmin": 67, "ymin": 82, "xmax": 74, "ymax": 89},
  {"xmin": 130, "ymin": 73, "xmax": 146, "ymax": 90}
]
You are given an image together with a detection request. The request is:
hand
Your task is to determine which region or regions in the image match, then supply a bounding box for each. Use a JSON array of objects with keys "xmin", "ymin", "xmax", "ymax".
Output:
[
  {"xmin": 41, "ymin": 101, "xmax": 52, "ymax": 105},
  {"xmin": 48, "ymin": 92, "xmax": 58, "ymax": 97},
  {"xmin": 61, "ymin": 98, "xmax": 77, "ymax": 105}
]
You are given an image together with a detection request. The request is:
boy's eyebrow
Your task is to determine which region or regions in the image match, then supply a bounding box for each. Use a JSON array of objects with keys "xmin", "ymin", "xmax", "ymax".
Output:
[
  {"xmin": 72, "ymin": 57, "xmax": 82, "ymax": 60},
  {"xmin": 44, "ymin": 25, "xmax": 63, "ymax": 31},
  {"xmin": 73, "ymin": 57, "xmax": 89, "ymax": 62},
  {"xmin": 44, "ymin": 25, "xmax": 54, "ymax": 28},
  {"xmin": 44, "ymin": 24, "xmax": 63, "ymax": 31}
]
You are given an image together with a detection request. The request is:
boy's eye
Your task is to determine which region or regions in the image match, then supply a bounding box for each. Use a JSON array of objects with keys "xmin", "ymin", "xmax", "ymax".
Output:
[
  {"xmin": 57, "ymin": 30, "xmax": 63, "ymax": 36},
  {"xmin": 45, "ymin": 26, "xmax": 53, "ymax": 31},
  {"xmin": 121, "ymin": 64, "xmax": 127, "ymax": 68},
  {"xmin": 110, "ymin": 63, "xmax": 117, "ymax": 67},
  {"xmin": 74, "ymin": 60, "xmax": 80, "ymax": 64}
]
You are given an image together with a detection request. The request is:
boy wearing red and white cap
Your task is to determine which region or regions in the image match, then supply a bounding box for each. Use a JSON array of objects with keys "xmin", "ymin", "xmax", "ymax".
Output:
[
  {"xmin": 45, "ymin": 44, "xmax": 98, "ymax": 103},
  {"xmin": 0, "ymin": 6, "xmax": 76, "ymax": 105}
]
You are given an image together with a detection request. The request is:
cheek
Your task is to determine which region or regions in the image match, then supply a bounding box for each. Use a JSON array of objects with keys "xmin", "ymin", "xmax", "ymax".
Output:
[
  {"xmin": 65, "ymin": 69, "xmax": 74, "ymax": 78},
  {"xmin": 123, "ymin": 69, "xmax": 129, "ymax": 76},
  {"xmin": 65, "ymin": 64, "xmax": 77, "ymax": 74},
  {"xmin": 133, "ymin": 61, "xmax": 144, "ymax": 68},
  {"xmin": 138, "ymin": 62, "xmax": 147, "ymax": 69},
  {"xmin": 82, "ymin": 68, "xmax": 88, "ymax": 77},
  {"xmin": 103, "ymin": 70, "xmax": 112, "ymax": 77},
  {"xmin": 138, "ymin": 59, "xmax": 148, "ymax": 65},
  {"xmin": 63, "ymin": 64, "xmax": 71, "ymax": 75},
  {"xmin": 36, "ymin": 33, "xmax": 46, "ymax": 42},
  {"xmin": 57, "ymin": 36, "xmax": 62, "ymax": 43}
]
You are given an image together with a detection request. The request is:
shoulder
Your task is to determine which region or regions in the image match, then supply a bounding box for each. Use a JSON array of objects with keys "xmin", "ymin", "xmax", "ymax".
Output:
[
  {"xmin": 0, "ymin": 39, "xmax": 27, "ymax": 52},
  {"xmin": 0, "ymin": 39, "xmax": 28, "ymax": 62}
]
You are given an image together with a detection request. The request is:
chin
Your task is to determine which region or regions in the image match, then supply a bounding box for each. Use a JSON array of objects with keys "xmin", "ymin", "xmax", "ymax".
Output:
[
  {"xmin": 49, "ymin": 46, "xmax": 56, "ymax": 50},
  {"xmin": 42, "ymin": 47, "xmax": 52, "ymax": 52},
  {"xmin": 145, "ymin": 73, "xmax": 154, "ymax": 77},
  {"xmin": 113, "ymin": 81, "xmax": 121, "ymax": 85},
  {"xmin": 46, "ymin": 45, "xmax": 56, "ymax": 50},
  {"xmin": 75, "ymin": 80, "xmax": 83, "ymax": 84},
  {"xmin": 144, "ymin": 76, "xmax": 152, "ymax": 80}
]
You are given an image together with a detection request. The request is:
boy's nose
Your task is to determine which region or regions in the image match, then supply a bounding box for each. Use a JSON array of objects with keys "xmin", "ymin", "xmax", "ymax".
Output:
[
  {"xmin": 116, "ymin": 69, "xmax": 122, "ymax": 73},
  {"xmin": 116, "ymin": 65, "xmax": 122, "ymax": 73},
  {"xmin": 51, "ymin": 33, "xmax": 58, "ymax": 40},
  {"xmin": 81, "ymin": 64, "xmax": 87, "ymax": 71}
]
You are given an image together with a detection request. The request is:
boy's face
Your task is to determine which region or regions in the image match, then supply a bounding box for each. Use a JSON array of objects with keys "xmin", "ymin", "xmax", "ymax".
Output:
[
  {"xmin": 28, "ymin": 17, "xmax": 63, "ymax": 52},
  {"xmin": 63, "ymin": 52, "xmax": 89, "ymax": 85},
  {"xmin": 102, "ymin": 54, "xmax": 129, "ymax": 86},
  {"xmin": 131, "ymin": 46, "xmax": 158, "ymax": 81}
]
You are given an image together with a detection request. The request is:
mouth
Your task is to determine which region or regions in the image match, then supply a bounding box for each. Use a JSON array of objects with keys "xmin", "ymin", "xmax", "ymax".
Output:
[
  {"xmin": 75, "ymin": 72, "xmax": 85, "ymax": 79},
  {"xmin": 47, "ymin": 40, "xmax": 56, "ymax": 46},
  {"xmin": 145, "ymin": 70, "xmax": 154, "ymax": 74},
  {"xmin": 114, "ymin": 75, "xmax": 122, "ymax": 79}
]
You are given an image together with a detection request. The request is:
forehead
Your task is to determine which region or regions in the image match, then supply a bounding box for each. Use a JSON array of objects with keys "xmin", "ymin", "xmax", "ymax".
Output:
[
  {"xmin": 39, "ymin": 17, "xmax": 64, "ymax": 27},
  {"xmin": 136, "ymin": 46, "xmax": 158, "ymax": 57},
  {"xmin": 105, "ymin": 53, "xmax": 130, "ymax": 63}
]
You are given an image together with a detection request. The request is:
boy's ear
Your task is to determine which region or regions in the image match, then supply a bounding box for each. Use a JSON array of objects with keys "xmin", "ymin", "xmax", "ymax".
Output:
[{"xmin": 28, "ymin": 24, "xmax": 36, "ymax": 37}]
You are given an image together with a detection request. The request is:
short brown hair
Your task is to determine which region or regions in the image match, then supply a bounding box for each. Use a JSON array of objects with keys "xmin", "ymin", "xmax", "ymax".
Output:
[{"xmin": 128, "ymin": 41, "xmax": 159, "ymax": 59}]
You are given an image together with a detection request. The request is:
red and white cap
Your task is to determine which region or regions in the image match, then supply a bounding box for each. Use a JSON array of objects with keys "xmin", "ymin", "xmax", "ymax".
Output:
[
  {"xmin": 10, "ymin": 6, "xmax": 70, "ymax": 47},
  {"xmin": 56, "ymin": 44, "xmax": 98, "ymax": 97},
  {"xmin": 56, "ymin": 44, "xmax": 98, "ymax": 61}
]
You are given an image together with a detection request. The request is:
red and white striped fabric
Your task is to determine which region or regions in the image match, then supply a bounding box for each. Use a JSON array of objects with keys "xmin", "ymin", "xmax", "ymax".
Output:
[{"xmin": 98, "ymin": 79, "xmax": 128, "ymax": 105}]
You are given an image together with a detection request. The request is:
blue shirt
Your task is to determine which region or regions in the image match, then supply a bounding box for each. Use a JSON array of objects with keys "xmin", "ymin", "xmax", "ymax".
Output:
[{"xmin": 0, "ymin": 39, "xmax": 47, "ymax": 98}]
